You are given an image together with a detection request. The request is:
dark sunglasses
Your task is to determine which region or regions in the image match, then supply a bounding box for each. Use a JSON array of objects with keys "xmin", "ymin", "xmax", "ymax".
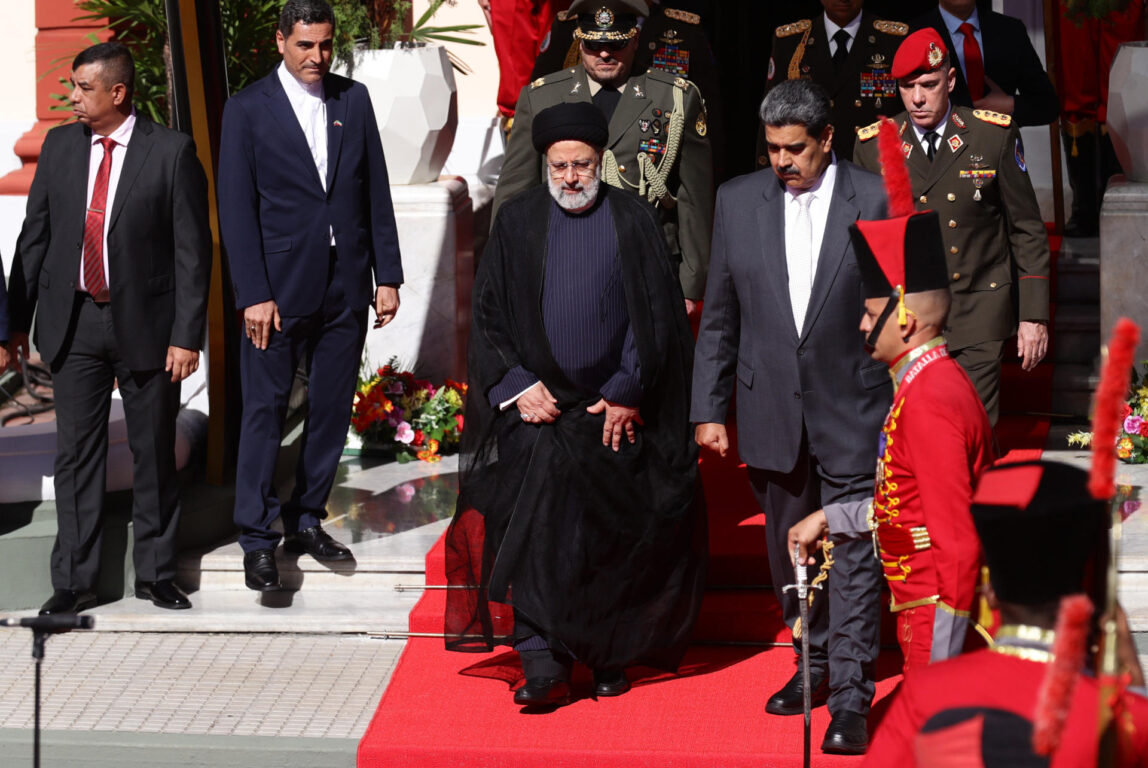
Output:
[{"xmin": 583, "ymin": 39, "xmax": 630, "ymax": 53}]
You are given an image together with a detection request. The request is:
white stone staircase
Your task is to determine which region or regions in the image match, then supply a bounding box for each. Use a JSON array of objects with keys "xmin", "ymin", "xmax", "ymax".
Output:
[{"xmin": 77, "ymin": 456, "xmax": 457, "ymax": 634}]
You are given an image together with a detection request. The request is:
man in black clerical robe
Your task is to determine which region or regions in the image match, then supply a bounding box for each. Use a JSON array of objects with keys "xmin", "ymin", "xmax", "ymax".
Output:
[{"xmin": 444, "ymin": 102, "xmax": 705, "ymax": 710}]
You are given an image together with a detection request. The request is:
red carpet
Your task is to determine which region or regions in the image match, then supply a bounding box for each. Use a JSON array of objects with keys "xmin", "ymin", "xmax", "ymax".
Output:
[{"xmin": 358, "ymin": 640, "xmax": 903, "ymax": 768}]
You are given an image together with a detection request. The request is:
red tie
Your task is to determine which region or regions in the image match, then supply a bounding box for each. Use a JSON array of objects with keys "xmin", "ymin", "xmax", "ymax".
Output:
[
  {"xmin": 82, "ymin": 137, "xmax": 115, "ymax": 302},
  {"xmin": 959, "ymin": 22, "xmax": 985, "ymax": 102}
]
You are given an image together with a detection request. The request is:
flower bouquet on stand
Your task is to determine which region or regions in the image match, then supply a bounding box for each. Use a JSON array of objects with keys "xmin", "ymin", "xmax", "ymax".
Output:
[
  {"xmin": 348, "ymin": 357, "xmax": 467, "ymax": 463},
  {"xmin": 1068, "ymin": 360, "xmax": 1148, "ymax": 464}
]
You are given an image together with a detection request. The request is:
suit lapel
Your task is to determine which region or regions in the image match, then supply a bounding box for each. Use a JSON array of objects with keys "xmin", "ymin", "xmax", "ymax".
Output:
[
  {"xmin": 933, "ymin": 9, "xmax": 971, "ymax": 106},
  {"xmin": 758, "ymin": 178, "xmax": 798, "ymax": 343},
  {"xmin": 608, "ymin": 73, "xmax": 649, "ymax": 150},
  {"xmin": 262, "ymin": 72, "xmax": 326, "ymax": 192},
  {"xmin": 324, "ymin": 75, "xmax": 347, "ymax": 192},
  {"xmin": 801, "ymin": 162, "xmax": 858, "ymax": 339},
  {"xmin": 108, "ymin": 116, "xmax": 154, "ymax": 233}
]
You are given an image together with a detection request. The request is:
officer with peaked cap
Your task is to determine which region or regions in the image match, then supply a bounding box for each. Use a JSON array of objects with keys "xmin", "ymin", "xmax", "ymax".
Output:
[
  {"xmin": 864, "ymin": 460, "xmax": 1148, "ymax": 766},
  {"xmin": 852, "ymin": 27, "xmax": 1049, "ymax": 426},
  {"xmin": 493, "ymin": 0, "xmax": 714, "ymax": 312}
]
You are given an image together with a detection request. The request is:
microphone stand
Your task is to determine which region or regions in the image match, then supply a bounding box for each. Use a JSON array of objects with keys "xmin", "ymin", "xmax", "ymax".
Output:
[{"xmin": 1, "ymin": 613, "xmax": 95, "ymax": 768}]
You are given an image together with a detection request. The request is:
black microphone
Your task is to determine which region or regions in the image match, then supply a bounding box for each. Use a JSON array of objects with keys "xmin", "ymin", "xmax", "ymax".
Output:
[{"xmin": 0, "ymin": 614, "xmax": 95, "ymax": 633}]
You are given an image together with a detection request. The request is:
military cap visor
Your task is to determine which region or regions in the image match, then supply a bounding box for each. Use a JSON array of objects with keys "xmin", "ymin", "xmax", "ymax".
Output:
[{"xmin": 570, "ymin": 0, "xmax": 647, "ymax": 41}]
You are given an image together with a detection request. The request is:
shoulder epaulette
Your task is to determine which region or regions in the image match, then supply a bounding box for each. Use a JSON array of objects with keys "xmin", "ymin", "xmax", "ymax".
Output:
[
  {"xmin": 775, "ymin": 19, "xmax": 811, "ymax": 38},
  {"xmin": 973, "ymin": 109, "xmax": 1012, "ymax": 127},
  {"xmin": 873, "ymin": 19, "xmax": 909, "ymax": 36},
  {"xmin": 556, "ymin": 9, "xmax": 571, "ymax": 21},
  {"xmin": 663, "ymin": 8, "xmax": 701, "ymax": 25},
  {"xmin": 530, "ymin": 68, "xmax": 576, "ymax": 89},
  {"xmin": 857, "ymin": 121, "xmax": 882, "ymax": 142}
]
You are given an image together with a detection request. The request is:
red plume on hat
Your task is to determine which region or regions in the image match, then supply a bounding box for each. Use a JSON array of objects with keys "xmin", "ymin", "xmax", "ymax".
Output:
[{"xmin": 877, "ymin": 117, "xmax": 915, "ymax": 218}]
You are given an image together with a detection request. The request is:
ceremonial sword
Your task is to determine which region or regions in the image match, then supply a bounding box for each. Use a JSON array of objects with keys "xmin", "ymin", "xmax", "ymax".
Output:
[{"xmin": 784, "ymin": 543, "xmax": 822, "ymax": 768}]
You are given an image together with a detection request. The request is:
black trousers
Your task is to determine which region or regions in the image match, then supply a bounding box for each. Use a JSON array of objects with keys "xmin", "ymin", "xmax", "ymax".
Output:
[
  {"xmin": 50, "ymin": 294, "xmax": 182, "ymax": 590},
  {"xmin": 747, "ymin": 437, "xmax": 883, "ymax": 717},
  {"xmin": 233, "ymin": 262, "xmax": 368, "ymax": 552},
  {"xmin": 951, "ymin": 339, "xmax": 1005, "ymax": 426}
]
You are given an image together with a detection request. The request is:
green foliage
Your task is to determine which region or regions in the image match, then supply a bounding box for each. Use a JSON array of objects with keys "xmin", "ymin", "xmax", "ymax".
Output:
[
  {"xmin": 220, "ymin": 1, "xmax": 283, "ymax": 94},
  {"xmin": 331, "ymin": 0, "xmax": 384, "ymax": 76}
]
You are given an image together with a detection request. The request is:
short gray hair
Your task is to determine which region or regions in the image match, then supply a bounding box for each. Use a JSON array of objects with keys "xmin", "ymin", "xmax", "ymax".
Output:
[{"xmin": 759, "ymin": 79, "xmax": 832, "ymax": 138}]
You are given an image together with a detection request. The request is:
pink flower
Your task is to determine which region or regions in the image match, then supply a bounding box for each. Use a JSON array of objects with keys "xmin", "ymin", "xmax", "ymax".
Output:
[
  {"xmin": 394, "ymin": 421, "xmax": 415, "ymax": 444},
  {"xmin": 1122, "ymin": 499, "xmax": 1141, "ymax": 521},
  {"xmin": 387, "ymin": 381, "xmax": 405, "ymax": 395},
  {"xmin": 395, "ymin": 483, "xmax": 416, "ymax": 503},
  {"xmin": 1124, "ymin": 415, "xmax": 1143, "ymax": 435}
]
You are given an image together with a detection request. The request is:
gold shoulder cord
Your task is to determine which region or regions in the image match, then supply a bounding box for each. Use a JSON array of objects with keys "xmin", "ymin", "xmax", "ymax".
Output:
[
  {"xmin": 788, "ymin": 26, "xmax": 812, "ymax": 81},
  {"xmin": 602, "ymin": 79, "xmax": 688, "ymax": 207}
]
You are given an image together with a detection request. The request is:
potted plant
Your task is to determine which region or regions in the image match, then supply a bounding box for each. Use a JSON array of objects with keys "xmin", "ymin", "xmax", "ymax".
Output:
[{"xmin": 333, "ymin": 0, "xmax": 483, "ymax": 185}]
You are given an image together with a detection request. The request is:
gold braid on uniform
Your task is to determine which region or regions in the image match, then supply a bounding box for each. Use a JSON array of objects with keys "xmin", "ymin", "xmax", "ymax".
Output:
[
  {"xmin": 573, "ymin": 27, "xmax": 639, "ymax": 41},
  {"xmin": 602, "ymin": 82, "xmax": 688, "ymax": 207},
  {"xmin": 792, "ymin": 540, "xmax": 834, "ymax": 640}
]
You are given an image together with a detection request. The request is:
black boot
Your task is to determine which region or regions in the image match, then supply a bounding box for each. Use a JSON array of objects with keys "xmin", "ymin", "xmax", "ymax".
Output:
[{"xmin": 1063, "ymin": 120, "xmax": 1099, "ymax": 237}]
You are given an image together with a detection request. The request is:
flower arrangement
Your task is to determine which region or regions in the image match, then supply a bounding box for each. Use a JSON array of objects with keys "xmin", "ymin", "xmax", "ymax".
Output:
[
  {"xmin": 1067, "ymin": 361, "xmax": 1148, "ymax": 464},
  {"xmin": 350, "ymin": 358, "xmax": 466, "ymax": 463}
]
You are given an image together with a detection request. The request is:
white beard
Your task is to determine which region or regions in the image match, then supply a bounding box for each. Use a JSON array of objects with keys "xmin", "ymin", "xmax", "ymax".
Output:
[{"xmin": 548, "ymin": 174, "xmax": 600, "ymax": 212}]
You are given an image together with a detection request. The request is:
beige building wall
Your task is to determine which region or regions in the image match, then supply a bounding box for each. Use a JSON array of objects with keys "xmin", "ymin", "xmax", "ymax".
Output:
[
  {"xmin": 4, "ymin": 2, "xmax": 38, "ymax": 125},
  {"xmin": 412, "ymin": 0, "xmax": 500, "ymax": 120}
]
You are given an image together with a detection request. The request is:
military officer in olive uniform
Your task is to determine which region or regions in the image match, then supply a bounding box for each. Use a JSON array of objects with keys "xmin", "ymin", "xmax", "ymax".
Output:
[
  {"xmin": 757, "ymin": 0, "xmax": 909, "ymax": 166},
  {"xmin": 853, "ymin": 27, "xmax": 1049, "ymax": 425},
  {"xmin": 495, "ymin": 0, "xmax": 714, "ymax": 306}
]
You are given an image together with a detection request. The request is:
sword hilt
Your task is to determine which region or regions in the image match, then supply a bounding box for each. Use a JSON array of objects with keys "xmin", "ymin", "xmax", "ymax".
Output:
[{"xmin": 783, "ymin": 543, "xmax": 823, "ymax": 601}]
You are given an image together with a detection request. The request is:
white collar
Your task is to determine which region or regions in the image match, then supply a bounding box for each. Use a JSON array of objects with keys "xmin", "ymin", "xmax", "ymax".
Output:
[
  {"xmin": 823, "ymin": 12, "xmax": 862, "ymax": 43},
  {"xmin": 91, "ymin": 108, "xmax": 136, "ymax": 146},
  {"xmin": 911, "ymin": 105, "xmax": 952, "ymax": 144},
  {"xmin": 277, "ymin": 62, "xmax": 324, "ymax": 101},
  {"xmin": 786, "ymin": 154, "xmax": 837, "ymax": 204}
]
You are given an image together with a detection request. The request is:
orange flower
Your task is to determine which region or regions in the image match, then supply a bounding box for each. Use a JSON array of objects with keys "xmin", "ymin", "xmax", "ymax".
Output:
[{"xmin": 1117, "ymin": 437, "xmax": 1134, "ymax": 459}]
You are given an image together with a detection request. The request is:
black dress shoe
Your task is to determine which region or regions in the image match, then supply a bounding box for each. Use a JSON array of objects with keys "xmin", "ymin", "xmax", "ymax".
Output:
[
  {"xmin": 39, "ymin": 589, "xmax": 97, "ymax": 616},
  {"xmin": 284, "ymin": 525, "xmax": 353, "ymax": 561},
  {"xmin": 765, "ymin": 668, "xmax": 829, "ymax": 716},
  {"xmin": 593, "ymin": 668, "xmax": 631, "ymax": 697},
  {"xmin": 135, "ymin": 579, "xmax": 191, "ymax": 610},
  {"xmin": 243, "ymin": 548, "xmax": 281, "ymax": 591},
  {"xmin": 821, "ymin": 711, "xmax": 869, "ymax": 755},
  {"xmin": 513, "ymin": 678, "xmax": 571, "ymax": 708}
]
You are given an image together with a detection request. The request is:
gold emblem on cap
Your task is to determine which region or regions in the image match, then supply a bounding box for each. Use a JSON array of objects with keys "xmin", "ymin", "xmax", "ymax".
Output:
[
  {"xmin": 595, "ymin": 7, "xmax": 614, "ymax": 28},
  {"xmin": 927, "ymin": 42, "xmax": 944, "ymax": 68}
]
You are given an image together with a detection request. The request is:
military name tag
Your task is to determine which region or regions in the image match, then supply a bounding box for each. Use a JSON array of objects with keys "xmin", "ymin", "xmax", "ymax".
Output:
[{"xmin": 653, "ymin": 44, "xmax": 690, "ymax": 77}]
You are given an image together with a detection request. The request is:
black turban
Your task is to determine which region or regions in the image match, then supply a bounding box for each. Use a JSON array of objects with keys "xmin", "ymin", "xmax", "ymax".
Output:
[{"xmin": 531, "ymin": 102, "xmax": 610, "ymax": 152}]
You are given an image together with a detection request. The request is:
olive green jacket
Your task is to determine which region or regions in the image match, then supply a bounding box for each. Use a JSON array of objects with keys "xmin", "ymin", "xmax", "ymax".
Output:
[{"xmin": 853, "ymin": 105, "xmax": 1050, "ymax": 350}]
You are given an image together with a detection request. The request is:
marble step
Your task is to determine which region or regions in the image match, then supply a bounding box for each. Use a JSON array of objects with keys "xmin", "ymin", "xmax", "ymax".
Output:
[
  {"xmin": 1049, "ymin": 363, "xmax": 1099, "ymax": 417},
  {"xmin": 1120, "ymin": 572, "xmax": 1148, "ymax": 634},
  {"xmin": 179, "ymin": 519, "xmax": 450, "ymax": 592},
  {"xmin": 1055, "ymin": 253, "xmax": 1099, "ymax": 304},
  {"xmin": 1051, "ymin": 303, "xmax": 1100, "ymax": 365},
  {"xmin": 76, "ymin": 588, "xmax": 421, "ymax": 633}
]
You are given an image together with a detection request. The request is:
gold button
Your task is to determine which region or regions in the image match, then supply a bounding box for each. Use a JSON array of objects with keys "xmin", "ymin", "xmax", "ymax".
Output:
[
  {"xmin": 990, "ymin": 282, "xmax": 998, "ymax": 288},
  {"xmin": 950, "ymin": 246, "xmax": 958, "ymax": 254},
  {"xmin": 947, "ymin": 193, "xmax": 956, "ymax": 202},
  {"xmin": 854, "ymin": 99, "xmax": 862, "ymax": 107},
  {"xmin": 952, "ymin": 272, "xmax": 961, "ymax": 281},
  {"xmin": 758, "ymin": 155, "xmax": 768, "ymax": 167},
  {"xmin": 618, "ymin": 165, "xmax": 626, "ymax": 173},
  {"xmin": 948, "ymin": 219, "xmax": 957, "ymax": 228},
  {"xmin": 919, "ymin": 195, "xmax": 927, "ymax": 204}
]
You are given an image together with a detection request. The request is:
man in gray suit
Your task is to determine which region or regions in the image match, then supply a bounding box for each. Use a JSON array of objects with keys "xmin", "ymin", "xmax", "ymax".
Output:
[{"xmin": 691, "ymin": 79, "xmax": 890, "ymax": 754}]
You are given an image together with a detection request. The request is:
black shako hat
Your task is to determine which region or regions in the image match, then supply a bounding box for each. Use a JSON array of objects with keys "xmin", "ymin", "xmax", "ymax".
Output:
[
  {"xmin": 970, "ymin": 460, "xmax": 1107, "ymax": 605},
  {"xmin": 849, "ymin": 211, "xmax": 952, "ymax": 300},
  {"xmin": 531, "ymin": 102, "xmax": 610, "ymax": 153},
  {"xmin": 570, "ymin": 0, "xmax": 646, "ymax": 42}
]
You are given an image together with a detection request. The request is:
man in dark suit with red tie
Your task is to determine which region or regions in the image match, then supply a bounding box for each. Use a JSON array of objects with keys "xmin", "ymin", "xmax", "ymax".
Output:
[
  {"xmin": 911, "ymin": 0, "xmax": 1058, "ymax": 127},
  {"xmin": 6, "ymin": 42, "xmax": 212, "ymax": 614},
  {"xmin": 218, "ymin": 0, "xmax": 403, "ymax": 592}
]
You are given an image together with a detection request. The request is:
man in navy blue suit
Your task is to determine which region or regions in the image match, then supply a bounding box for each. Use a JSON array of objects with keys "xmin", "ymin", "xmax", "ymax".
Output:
[{"xmin": 218, "ymin": 0, "xmax": 403, "ymax": 592}]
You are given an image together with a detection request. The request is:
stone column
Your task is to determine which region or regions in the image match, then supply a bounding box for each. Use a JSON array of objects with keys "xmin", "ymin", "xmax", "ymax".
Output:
[
  {"xmin": 1100, "ymin": 177, "xmax": 1148, "ymax": 351},
  {"xmin": 0, "ymin": 0, "xmax": 107, "ymax": 195}
]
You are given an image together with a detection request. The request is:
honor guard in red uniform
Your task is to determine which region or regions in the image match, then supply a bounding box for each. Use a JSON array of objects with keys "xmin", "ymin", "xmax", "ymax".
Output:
[
  {"xmin": 864, "ymin": 460, "xmax": 1148, "ymax": 767},
  {"xmin": 487, "ymin": 0, "xmax": 565, "ymax": 122},
  {"xmin": 789, "ymin": 122, "xmax": 994, "ymax": 674}
]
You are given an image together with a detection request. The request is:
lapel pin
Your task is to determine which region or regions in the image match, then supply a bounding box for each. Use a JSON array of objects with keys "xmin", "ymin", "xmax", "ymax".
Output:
[
  {"xmin": 333, "ymin": 120, "xmax": 343, "ymax": 127},
  {"xmin": 633, "ymin": 83, "xmax": 644, "ymax": 98}
]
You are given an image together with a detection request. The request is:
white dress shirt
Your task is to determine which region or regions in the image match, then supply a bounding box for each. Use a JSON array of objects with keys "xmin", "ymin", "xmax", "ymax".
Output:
[
  {"xmin": 823, "ymin": 11, "xmax": 862, "ymax": 57},
  {"xmin": 79, "ymin": 110, "xmax": 136, "ymax": 294},
  {"xmin": 910, "ymin": 105, "xmax": 952, "ymax": 156},
  {"xmin": 277, "ymin": 63, "xmax": 335, "ymax": 245},
  {"xmin": 938, "ymin": 5, "xmax": 983, "ymax": 84},
  {"xmin": 784, "ymin": 157, "xmax": 838, "ymax": 334}
]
